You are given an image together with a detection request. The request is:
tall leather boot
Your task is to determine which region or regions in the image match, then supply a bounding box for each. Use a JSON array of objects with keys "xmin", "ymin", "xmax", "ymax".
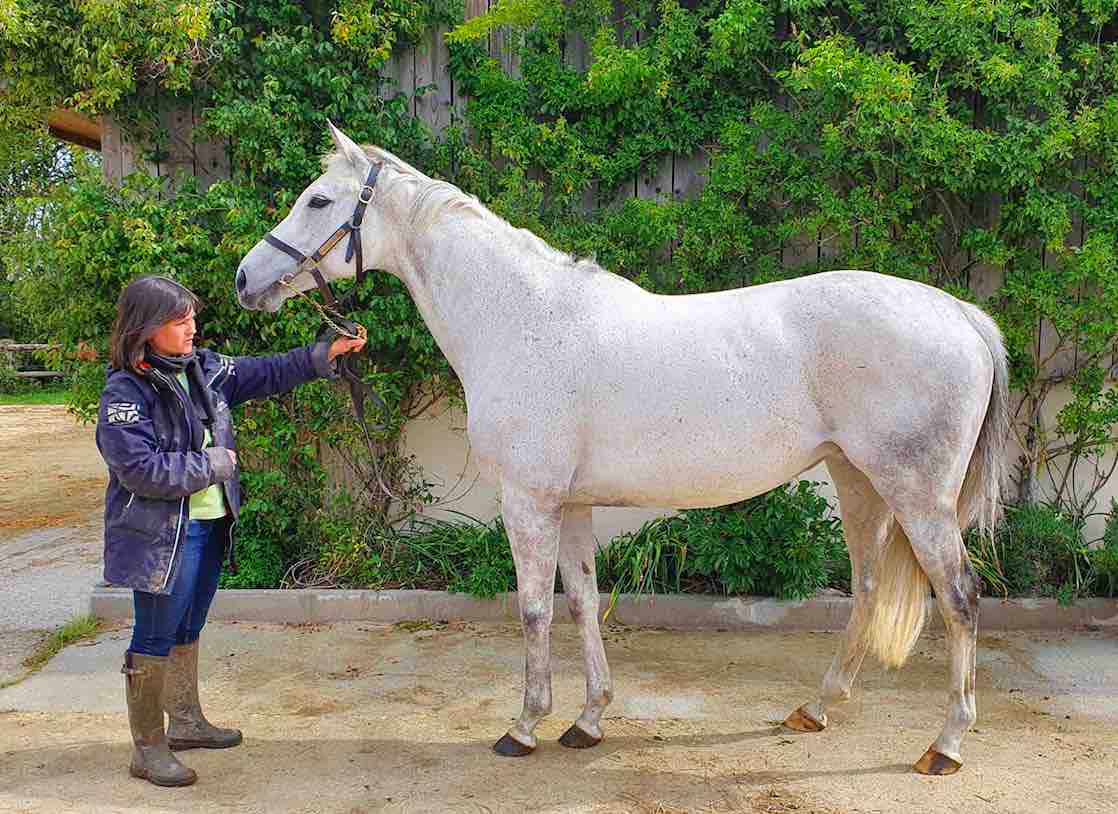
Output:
[
  {"xmin": 165, "ymin": 640, "xmax": 243, "ymax": 750},
  {"xmin": 122, "ymin": 651, "xmax": 197, "ymax": 786}
]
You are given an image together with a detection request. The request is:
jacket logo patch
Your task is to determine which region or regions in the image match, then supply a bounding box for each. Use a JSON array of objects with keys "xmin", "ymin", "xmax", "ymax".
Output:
[{"xmin": 106, "ymin": 402, "xmax": 142, "ymax": 424}]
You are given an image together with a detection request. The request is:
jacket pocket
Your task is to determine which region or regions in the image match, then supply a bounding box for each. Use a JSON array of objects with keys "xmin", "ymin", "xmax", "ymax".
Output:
[{"xmin": 117, "ymin": 493, "xmax": 171, "ymax": 537}]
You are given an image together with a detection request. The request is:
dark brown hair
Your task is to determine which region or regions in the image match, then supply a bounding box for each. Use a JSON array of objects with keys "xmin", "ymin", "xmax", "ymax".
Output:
[{"xmin": 109, "ymin": 276, "xmax": 201, "ymax": 372}]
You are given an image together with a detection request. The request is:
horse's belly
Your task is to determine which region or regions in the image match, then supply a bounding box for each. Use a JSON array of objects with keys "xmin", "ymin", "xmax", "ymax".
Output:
[{"xmin": 569, "ymin": 419, "xmax": 830, "ymax": 508}]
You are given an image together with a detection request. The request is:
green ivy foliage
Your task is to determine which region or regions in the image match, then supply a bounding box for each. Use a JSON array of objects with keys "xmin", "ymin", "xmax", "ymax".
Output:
[{"xmin": 4, "ymin": 1, "xmax": 1118, "ymax": 589}]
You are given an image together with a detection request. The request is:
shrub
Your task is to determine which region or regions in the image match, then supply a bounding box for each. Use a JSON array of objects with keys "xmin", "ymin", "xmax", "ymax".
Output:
[
  {"xmin": 597, "ymin": 480, "xmax": 849, "ymax": 608},
  {"xmin": 966, "ymin": 503, "xmax": 1091, "ymax": 601},
  {"xmin": 1091, "ymin": 504, "xmax": 1118, "ymax": 598}
]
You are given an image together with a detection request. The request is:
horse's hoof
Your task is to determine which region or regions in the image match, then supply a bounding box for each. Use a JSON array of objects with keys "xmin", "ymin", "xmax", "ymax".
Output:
[
  {"xmin": 783, "ymin": 705, "xmax": 826, "ymax": 733},
  {"xmin": 913, "ymin": 747, "xmax": 962, "ymax": 775},
  {"xmin": 493, "ymin": 733, "xmax": 535, "ymax": 757},
  {"xmin": 558, "ymin": 724, "xmax": 602, "ymax": 749}
]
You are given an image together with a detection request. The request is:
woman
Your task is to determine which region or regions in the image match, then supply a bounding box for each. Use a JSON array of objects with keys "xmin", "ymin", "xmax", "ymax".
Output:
[{"xmin": 95, "ymin": 275, "xmax": 364, "ymax": 787}]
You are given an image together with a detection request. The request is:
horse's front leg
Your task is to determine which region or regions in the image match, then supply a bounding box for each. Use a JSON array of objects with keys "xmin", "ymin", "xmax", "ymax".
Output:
[
  {"xmin": 557, "ymin": 504, "xmax": 611, "ymax": 748},
  {"xmin": 493, "ymin": 484, "xmax": 562, "ymax": 757}
]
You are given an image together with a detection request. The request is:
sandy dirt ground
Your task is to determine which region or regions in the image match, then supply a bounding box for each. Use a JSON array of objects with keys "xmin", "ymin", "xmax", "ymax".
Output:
[
  {"xmin": 0, "ymin": 405, "xmax": 106, "ymax": 538},
  {"xmin": 1, "ymin": 621, "xmax": 1116, "ymax": 814}
]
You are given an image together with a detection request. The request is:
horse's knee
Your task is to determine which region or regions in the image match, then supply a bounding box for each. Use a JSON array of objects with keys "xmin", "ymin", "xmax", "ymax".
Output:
[{"xmin": 520, "ymin": 601, "xmax": 553, "ymax": 636}]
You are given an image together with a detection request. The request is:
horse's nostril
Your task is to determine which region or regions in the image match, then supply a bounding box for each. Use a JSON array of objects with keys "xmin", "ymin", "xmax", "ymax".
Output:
[{"xmin": 236, "ymin": 268, "xmax": 247, "ymax": 294}]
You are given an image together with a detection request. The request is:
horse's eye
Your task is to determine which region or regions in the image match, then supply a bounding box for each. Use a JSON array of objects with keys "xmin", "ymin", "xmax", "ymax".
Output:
[{"xmin": 308, "ymin": 194, "xmax": 332, "ymax": 209}]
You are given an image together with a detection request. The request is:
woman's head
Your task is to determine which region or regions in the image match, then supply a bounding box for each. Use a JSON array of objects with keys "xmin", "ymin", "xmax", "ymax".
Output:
[{"xmin": 109, "ymin": 276, "xmax": 201, "ymax": 371}]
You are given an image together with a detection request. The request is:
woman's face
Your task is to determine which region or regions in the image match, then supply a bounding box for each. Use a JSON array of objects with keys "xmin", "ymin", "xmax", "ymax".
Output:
[{"xmin": 148, "ymin": 308, "xmax": 196, "ymax": 356}]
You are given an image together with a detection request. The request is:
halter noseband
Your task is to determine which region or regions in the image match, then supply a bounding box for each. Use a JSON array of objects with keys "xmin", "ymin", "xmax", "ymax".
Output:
[{"xmin": 263, "ymin": 162, "xmax": 381, "ymax": 309}]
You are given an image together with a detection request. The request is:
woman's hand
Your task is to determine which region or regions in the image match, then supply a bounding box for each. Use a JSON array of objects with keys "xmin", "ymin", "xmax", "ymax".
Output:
[{"xmin": 328, "ymin": 331, "xmax": 367, "ymax": 361}]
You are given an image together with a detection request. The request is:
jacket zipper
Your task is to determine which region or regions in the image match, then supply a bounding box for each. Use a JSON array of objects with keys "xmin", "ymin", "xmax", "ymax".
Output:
[
  {"xmin": 209, "ymin": 358, "xmax": 231, "ymax": 389},
  {"xmin": 124, "ymin": 492, "xmax": 135, "ymax": 510},
  {"xmin": 151, "ymin": 368, "xmax": 191, "ymax": 592}
]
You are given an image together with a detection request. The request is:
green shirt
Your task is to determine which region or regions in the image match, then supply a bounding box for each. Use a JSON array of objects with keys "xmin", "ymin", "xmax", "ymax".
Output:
[{"xmin": 176, "ymin": 372, "xmax": 228, "ymax": 521}]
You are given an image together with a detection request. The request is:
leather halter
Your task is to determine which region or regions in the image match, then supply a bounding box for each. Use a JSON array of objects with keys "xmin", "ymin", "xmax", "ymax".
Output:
[
  {"xmin": 262, "ymin": 162, "xmax": 389, "ymax": 434},
  {"xmin": 263, "ymin": 162, "xmax": 381, "ymax": 312}
]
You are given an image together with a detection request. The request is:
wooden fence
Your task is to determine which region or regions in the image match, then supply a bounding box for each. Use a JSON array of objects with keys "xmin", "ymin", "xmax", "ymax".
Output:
[
  {"xmin": 0, "ymin": 342, "xmax": 64, "ymax": 380},
  {"xmin": 94, "ymin": 6, "xmax": 1091, "ymax": 327},
  {"xmin": 100, "ymin": 3, "xmax": 711, "ymax": 209}
]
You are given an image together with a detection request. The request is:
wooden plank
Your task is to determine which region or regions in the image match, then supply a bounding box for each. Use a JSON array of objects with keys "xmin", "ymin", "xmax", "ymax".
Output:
[
  {"xmin": 432, "ymin": 26, "xmax": 454, "ymax": 133},
  {"xmin": 465, "ymin": 0, "xmax": 489, "ymax": 47},
  {"xmin": 192, "ymin": 98, "xmax": 230, "ymax": 192},
  {"xmin": 612, "ymin": 0, "xmax": 629, "ymax": 43},
  {"xmin": 606, "ymin": 176, "xmax": 637, "ymax": 210},
  {"xmin": 15, "ymin": 370, "xmax": 64, "ymax": 379},
  {"xmin": 414, "ymin": 29, "xmax": 436, "ymax": 127},
  {"xmin": 489, "ymin": 0, "xmax": 521, "ymax": 79},
  {"xmin": 416, "ymin": 25, "xmax": 453, "ymax": 133},
  {"xmin": 118, "ymin": 122, "xmax": 143, "ymax": 178},
  {"xmin": 395, "ymin": 45, "xmax": 417, "ymax": 116},
  {"xmin": 100, "ymin": 115, "xmax": 123, "ymax": 185},
  {"xmin": 637, "ymin": 154, "xmax": 673, "ymax": 203},
  {"xmin": 672, "ymin": 151, "xmax": 708, "ymax": 201},
  {"xmin": 158, "ymin": 99, "xmax": 196, "ymax": 193},
  {"xmin": 563, "ymin": 29, "xmax": 593, "ymax": 72},
  {"xmin": 782, "ymin": 231, "xmax": 818, "ymax": 272},
  {"xmin": 381, "ymin": 41, "xmax": 401, "ymax": 99},
  {"xmin": 452, "ymin": 1, "xmax": 490, "ymax": 134},
  {"xmin": 0, "ymin": 343, "xmax": 59, "ymax": 352}
]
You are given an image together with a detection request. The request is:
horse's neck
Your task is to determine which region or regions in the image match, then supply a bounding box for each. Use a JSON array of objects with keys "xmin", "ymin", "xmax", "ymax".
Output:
[{"xmin": 394, "ymin": 219, "xmax": 564, "ymax": 390}]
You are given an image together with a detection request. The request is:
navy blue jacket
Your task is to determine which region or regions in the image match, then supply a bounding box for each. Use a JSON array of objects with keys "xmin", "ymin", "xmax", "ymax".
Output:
[{"xmin": 96, "ymin": 343, "xmax": 334, "ymax": 593}]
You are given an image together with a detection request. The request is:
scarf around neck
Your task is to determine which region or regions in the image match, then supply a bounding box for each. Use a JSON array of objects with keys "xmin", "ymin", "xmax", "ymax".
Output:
[{"xmin": 142, "ymin": 347, "xmax": 218, "ymax": 450}]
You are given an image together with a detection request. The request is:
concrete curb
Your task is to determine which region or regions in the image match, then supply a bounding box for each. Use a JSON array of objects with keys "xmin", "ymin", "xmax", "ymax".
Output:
[{"xmin": 89, "ymin": 586, "xmax": 1118, "ymax": 631}]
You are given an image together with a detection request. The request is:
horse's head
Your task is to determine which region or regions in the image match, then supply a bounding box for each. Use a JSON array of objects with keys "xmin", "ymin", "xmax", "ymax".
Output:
[{"xmin": 236, "ymin": 122, "xmax": 397, "ymax": 312}]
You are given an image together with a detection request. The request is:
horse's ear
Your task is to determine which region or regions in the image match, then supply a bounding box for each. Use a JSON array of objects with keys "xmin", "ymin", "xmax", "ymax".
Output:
[{"xmin": 326, "ymin": 120, "xmax": 368, "ymax": 172}]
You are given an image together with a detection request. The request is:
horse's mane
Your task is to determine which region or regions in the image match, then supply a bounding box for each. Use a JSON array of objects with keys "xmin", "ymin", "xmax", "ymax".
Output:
[{"xmin": 322, "ymin": 146, "xmax": 603, "ymax": 277}]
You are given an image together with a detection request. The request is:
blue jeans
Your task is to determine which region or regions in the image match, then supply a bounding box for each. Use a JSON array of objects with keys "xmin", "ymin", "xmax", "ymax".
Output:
[{"xmin": 130, "ymin": 519, "xmax": 224, "ymax": 657}]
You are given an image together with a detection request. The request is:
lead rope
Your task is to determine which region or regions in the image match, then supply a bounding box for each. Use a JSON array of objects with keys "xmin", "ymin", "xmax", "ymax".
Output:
[
  {"xmin": 276, "ymin": 277, "xmax": 367, "ymax": 341},
  {"xmin": 276, "ymin": 276, "xmax": 406, "ymax": 504}
]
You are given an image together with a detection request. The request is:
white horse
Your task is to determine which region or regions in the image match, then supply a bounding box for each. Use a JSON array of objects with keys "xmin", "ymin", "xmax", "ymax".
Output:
[{"xmin": 237, "ymin": 123, "xmax": 1009, "ymax": 775}]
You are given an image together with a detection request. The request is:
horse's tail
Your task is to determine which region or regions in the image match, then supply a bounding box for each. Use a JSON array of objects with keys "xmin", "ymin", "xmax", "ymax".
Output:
[
  {"xmin": 864, "ymin": 300, "xmax": 1008, "ymax": 670},
  {"xmin": 865, "ymin": 519, "xmax": 928, "ymax": 669},
  {"xmin": 956, "ymin": 301, "xmax": 1010, "ymax": 541}
]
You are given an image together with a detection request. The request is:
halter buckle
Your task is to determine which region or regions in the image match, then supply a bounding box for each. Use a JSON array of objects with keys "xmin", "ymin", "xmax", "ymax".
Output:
[{"xmin": 357, "ymin": 184, "xmax": 375, "ymax": 205}]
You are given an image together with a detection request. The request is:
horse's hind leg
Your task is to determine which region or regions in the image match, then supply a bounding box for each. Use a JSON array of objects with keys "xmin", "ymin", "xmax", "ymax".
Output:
[
  {"xmin": 785, "ymin": 453, "xmax": 892, "ymax": 733},
  {"xmin": 893, "ymin": 508, "xmax": 979, "ymax": 775},
  {"xmin": 556, "ymin": 505, "xmax": 612, "ymax": 748},
  {"xmin": 493, "ymin": 483, "xmax": 563, "ymax": 757}
]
